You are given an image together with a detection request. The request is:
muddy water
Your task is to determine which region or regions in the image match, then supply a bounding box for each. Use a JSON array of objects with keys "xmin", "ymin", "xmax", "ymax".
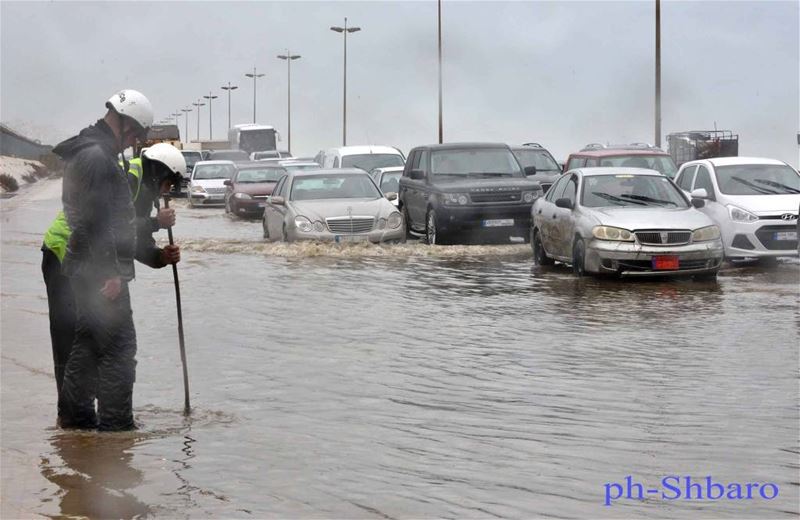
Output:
[{"xmin": 2, "ymin": 179, "xmax": 798, "ymax": 518}]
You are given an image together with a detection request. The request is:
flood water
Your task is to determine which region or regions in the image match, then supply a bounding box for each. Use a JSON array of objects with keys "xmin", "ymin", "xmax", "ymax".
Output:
[{"xmin": 2, "ymin": 178, "xmax": 798, "ymax": 519}]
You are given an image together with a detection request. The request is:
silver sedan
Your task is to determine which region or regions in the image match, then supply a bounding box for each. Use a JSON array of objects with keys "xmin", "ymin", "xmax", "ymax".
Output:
[
  {"xmin": 262, "ymin": 168, "xmax": 404, "ymax": 243},
  {"xmin": 531, "ymin": 168, "xmax": 724, "ymax": 278}
]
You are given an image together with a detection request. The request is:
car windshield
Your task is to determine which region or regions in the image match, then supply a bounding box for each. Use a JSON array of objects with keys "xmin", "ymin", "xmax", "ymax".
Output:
[
  {"xmin": 211, "ymin": 151, "xmax": 250, "ymax": 161},
  {"xmin": 379, "ymin": 172, "xmax": 402, "ymax": 193},
  {"xmin": 193, "ymin": 164, "xmax": 235, "ymax": 180},
  {"xmin": 182, "ymin": 152, "xmax": 202, "ymax": 161},
  {"xmin": 513, "ymin": 149, "xmax": 560, "ymax": 171},
  {"xmin": 714, "ymin": 164, "xmax": 800, "ymax": 195},
  {"xmin": 290, "ymin": 174, "xmax": 381, "ymax": 201},
  {"xmin": 581, "ymin": 174, "xmax": 689, "ymax": 208},
  {"xmin": 430, "ymin": 148, "xmax": 523, "ymax": 178},
  {"xmin": 283, "ymin": 164, "xmax": 320, "ymax": 172},
  {"xmin": 236, "ymin": 168, "xmax": 284, "ymax": 183},
  {"xmin": 341, "ymin": 153, "xmax": 404, "ymax": 171},
  {"xmin": 253, "ymin": 151, "xmax": 280, "ymax": 160},
  {"xmin": 595, "ymin": 154, "xmax": 678, "ymax": 178}
]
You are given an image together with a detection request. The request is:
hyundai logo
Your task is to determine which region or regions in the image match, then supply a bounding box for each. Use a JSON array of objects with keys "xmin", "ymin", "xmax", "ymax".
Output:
[{"xmin": 780, "ymin": 213, "xmax": 797, "ymax": 221}]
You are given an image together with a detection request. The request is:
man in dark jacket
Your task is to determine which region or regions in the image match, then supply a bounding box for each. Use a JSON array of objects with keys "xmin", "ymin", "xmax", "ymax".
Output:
[{"xmin": 56, "ymin": 89, "xmax": 155, "ymax": 431}]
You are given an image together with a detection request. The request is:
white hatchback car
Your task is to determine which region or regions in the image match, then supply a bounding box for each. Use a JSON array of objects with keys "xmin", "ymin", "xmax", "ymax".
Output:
[
  {"xmin": 674, "ymin": 157, "xmax": 799, "ymax": 259},
  {"xmin": 314, "ymin": 145, "xmax": 405, "ymax": 172},
  {"xmin": 188, "ymin": 160, "xmax": 236, "ymax": 207}
]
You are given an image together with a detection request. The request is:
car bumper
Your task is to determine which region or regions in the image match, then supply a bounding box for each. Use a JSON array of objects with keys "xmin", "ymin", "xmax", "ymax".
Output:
[
  {"xmin": 437, "ymin": 204, "xmax": 532, "ymax": 232},
  {"xmin": 585, "ymin": 239, "xmax": 724, "ymax": 277},
  {"xmin": 287, "ymin": 226, "xmax": 406, "ymax": 244},
  {"xmin": 189, "ymin": 192, "xmax": 225, "ymax": 205},
  {"xmin": 721, "ymin": 220, "xmax": 798, "ymax": 258}
]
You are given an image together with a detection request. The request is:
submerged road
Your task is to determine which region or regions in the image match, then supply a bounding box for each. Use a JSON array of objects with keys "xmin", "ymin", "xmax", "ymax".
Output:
[{"xmin": 1, "ymin": 178, "xmax": 798, "ymax": 518}]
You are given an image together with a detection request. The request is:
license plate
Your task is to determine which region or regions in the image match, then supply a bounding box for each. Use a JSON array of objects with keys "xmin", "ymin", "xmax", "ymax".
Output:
[
  {"xmin": 258, "ymin": 202, "xmax": 265, "ymax": 207},
  {"xmin": 482, "ymin": 219, "xmax": 514, "ymax": 227},
  {"xmin": 335, "ymin": 235, "xmax": 368, "ymax": 243},
  {"xmin": 652, "ymin": 255, "xmax": 679, "ymax": 270},
  {"xmin": 774, "ymin": 231, "xmax": 797, "ymax": 241}
]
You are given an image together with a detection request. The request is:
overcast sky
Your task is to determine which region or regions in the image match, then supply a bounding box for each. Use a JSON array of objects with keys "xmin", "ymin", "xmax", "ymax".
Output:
[{"xmin": 2, "ymin": 1, "xmax": 798, "ymax": 165}]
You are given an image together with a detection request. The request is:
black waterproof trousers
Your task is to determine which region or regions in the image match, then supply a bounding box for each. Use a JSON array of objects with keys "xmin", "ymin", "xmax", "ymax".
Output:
[
  {"xmin": 60, "ymin": 277, "xmax": 137, "ymax": 431},
  {"xmin": 41, "ymin": 246, "xmax": 77, "ymax": 418}
]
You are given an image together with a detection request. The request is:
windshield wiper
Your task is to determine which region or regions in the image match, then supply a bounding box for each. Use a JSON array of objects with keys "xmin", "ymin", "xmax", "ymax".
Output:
[
  {"xmin": 731, "ymin": 176, "xmax": 779, "ymax": 195},
  {"xmin": 434, "ymin": 173, "xmax": 467, "ymax": 177},
  {"xmin": 591, "ymin": 192, "xmax": 646, "ymax": 206},
  {"xmin": 468, "ymin": 172, "xmax": 512, "ymax": 177},
  {"xmin": 618, "ymin": 193, "xmax": 678, "ymax": 206},
  {"xmin": 753, "ymin": 179, "xmax": 800, "ymax": 194}
]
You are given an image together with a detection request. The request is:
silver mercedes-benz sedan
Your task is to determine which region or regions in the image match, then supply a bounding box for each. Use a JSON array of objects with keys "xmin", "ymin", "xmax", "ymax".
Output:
[
  {"xmin": 531, "ymin": 168, "xmax": 724, "ymax": 278},
  {"xmin": 262, "ymin": 168, "xmax": 405, "ymax": 243}
]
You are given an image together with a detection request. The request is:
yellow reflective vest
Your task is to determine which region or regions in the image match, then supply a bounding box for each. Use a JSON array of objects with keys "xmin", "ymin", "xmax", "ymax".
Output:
[{"xmin": 43, "ymin": 158, "xmax": 143, "ymax": 262}]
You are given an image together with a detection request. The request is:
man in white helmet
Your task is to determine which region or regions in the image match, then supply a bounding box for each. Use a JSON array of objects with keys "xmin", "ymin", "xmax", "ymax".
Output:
[{"xmin": 53, "ymin": 89, "xmax": 157, "ymax": 431}]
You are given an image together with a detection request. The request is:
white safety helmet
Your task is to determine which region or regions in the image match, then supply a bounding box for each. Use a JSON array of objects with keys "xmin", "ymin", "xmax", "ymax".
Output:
[
  {"xmin": 105, "ymin": 89, "xmax": 154, "ymax": 133},
  {"xmin": 142, "ymin": 143, "xmax": 186, "ymax": 176}
]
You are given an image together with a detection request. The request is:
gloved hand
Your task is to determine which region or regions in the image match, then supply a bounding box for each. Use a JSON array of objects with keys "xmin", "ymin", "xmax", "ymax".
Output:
[{"xmin": 157, "ymin": 208, "xmax": 176, "ymax": 229}]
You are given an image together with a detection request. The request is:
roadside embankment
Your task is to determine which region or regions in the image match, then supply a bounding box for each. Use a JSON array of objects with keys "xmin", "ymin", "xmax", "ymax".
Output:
[{"xmin": 0, "ymin": 155, "xmax": 52, "ymax": 195}]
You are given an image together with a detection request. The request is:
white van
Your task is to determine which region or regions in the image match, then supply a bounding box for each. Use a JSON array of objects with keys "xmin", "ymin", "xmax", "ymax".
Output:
[{"xmin": 314, "ymin": 145, "xmax": 405, "ymax": 172}]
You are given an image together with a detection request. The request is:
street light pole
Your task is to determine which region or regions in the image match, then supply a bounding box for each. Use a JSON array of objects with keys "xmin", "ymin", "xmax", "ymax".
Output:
[
  {"xmin": 220, "ymin": 82, "xmax": 239, "ymax": 131},
  {"xmin": 244, "ymin": 67, "xmax": 265, "ymax": 124},
  {"xmin": 181, "ymin": 108, "xmax": 192, "ymax": 143},
  {"xmin": 203, "ymin": 92, "xmax": 218, "ymax": 140},
  {"xmin": 655, "ymin": 0, "xmax": 662, "ymax": 147},
  {"xmin": 277, "ymin": 50, "xmax": 301, "ymax": 155},
  {"xmin": 331, "ymin": 18, "xmax": 360, "ymax": 146},
  {"xmin": 438, "ymin": 0, "xmax": 443, "ymax": 144},
  {"xmin": 192, "ymin": 100, "xmax": 205, "ymax": 141}
]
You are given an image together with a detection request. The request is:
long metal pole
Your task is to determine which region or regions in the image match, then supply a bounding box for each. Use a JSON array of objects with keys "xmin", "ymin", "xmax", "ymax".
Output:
[
  {"xmin": 227, "ymin": 89, "xmax": 232, "ymax": 130},
  {"xmin": 185, "ymin": 113, "xmax": 189, "ymax": 143},
  {"xmin": 343, "ymin": 18, "xmax": 348, "ymax": 146},
  {"xmin": 655, "ymin": 0, "xmax": 661, "ymax": 147},
  {"xmin": 253, "ymin": 68, "xmax": 257, "ymax": 123},
  {"xmin": 287, "ymin": 57, "xmax": 292, "ymax": 154},
  {"xmin": 438, "ymin": 0, "xmax": 443, "ymax": 144},
  {"xmin": 197, "ymin": 104, "xmax": 201, "ymax": 140},
  {"xmin": 208, "ymin": 98, "xmax": 213, "ymax": 140}
]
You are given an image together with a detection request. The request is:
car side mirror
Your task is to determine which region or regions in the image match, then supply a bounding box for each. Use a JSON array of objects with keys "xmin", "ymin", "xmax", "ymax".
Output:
[
  {"xmin": 409, "ymin": 169, "xmax": 425, "ymax": 180},
  {"xmin": 690, "ymin": 188, "xmax": 708, "ymax": 199},
  {"xmin": 223, "ymin": 180, "xmax": 232, "ymax": 186},
  {"xmin": 385, "ymin": 192, "xmax": 398, "ymax": 201},
  {"xmin": 555, "ymin": 198, "xmax": 573, "ymax": 210},
  {"xmin": 691, "ymin": 198, "xmax": 705, "ymax": 208},
  {"xmin": 271, "ymin": 195, "xmax": 285, "ymax": 206},
  {"xmin": 524, "ymin": 166, "xmax": 537, "ymax": 176}
]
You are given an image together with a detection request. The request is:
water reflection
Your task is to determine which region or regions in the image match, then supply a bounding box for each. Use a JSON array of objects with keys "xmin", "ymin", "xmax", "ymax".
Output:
[{"xmin": 40, "ymin": 432, "xmax": 151, "ymax": 519}]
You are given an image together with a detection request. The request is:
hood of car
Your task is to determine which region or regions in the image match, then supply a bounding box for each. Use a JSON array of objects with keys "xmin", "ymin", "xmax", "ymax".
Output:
[
  {"xmin": 432, "ymin": 177, "xmax": 540, "ymax": 192},
  {"xmin": 234, "ymin": 182, "xmax": 276, "ymax": 196},
  {"xmin": 589, "ymin": 207, "xmax": 714, "ymax": 231},
  {"xmin": 290, "ymin": 198, "xmax": 395, "ymax": 220},
  {"xmin": 719, "ymin": 193, "xmax": 800, "ymax": 215}
]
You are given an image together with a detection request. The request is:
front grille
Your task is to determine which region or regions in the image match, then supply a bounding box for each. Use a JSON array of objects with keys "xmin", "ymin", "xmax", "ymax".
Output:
[
  {"xmin": 205, "ymin": 187, "xmax": 226, "ymax": 194},
  {"xmin": 326, "ymin": 217, "xmax": 374, "ymax": 234},
  {"xmin": 755, "ymin": 225, "xmax": 798, "ymax": 250},
  {"xmin": 635, "ymin": 230, "xmax": 692, "ymax": 245},
  {"xmin": 615, "ymin": 258, "xmax": 716, "ymax": 271},
  {"xmin": 470, "ymin": 192, "xmax": 522, "ymax": 203},
  {"xmin": 759, "ymin": 214, "xmax": 798, "ymax": 220}
]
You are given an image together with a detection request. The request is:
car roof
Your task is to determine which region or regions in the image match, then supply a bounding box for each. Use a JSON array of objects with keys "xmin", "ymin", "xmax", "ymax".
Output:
[
  {"xmin": 510, "ymin": 145, "xmax": 551, "ymax": 152},
  {"xmin": 570, "ymin": 149, "xmax": 670, "ymax": 158},
  {"xmin": 280, "ymin": 161, "xmax": 319, "ymax": 166},
  {"xmin": 235, "ymin": 161, "xmax": 285, "ymax": 169},
  {"xmin": 291, "ymin": 168, "xmax": 367, "ymax": 177},
  {"xmin": 573, "ymin": 167, "xmax": 664, "ymax": 177},
  {"xmin": 412, "ymin": 142, "xmax": 512, "ymax": 151},
  {"xmin": 331, "ymin": 145, "xmax": 402, "ymax": 156},
  {"xmin": 691, "ymin": 156, "xmax": 788, "ymax": 167},
  {"xmin": 194, "ymin": 160, "xmax": 235, "ymax": 166}
]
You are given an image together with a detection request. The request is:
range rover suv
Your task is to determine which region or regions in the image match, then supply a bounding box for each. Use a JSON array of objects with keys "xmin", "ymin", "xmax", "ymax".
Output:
[{"xmin": 398, "ymin": 143, "xmax": 542, "ymax": 245}]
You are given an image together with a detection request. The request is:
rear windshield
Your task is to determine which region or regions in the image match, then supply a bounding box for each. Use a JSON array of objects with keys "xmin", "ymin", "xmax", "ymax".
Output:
[
  {"xmin": 341, "ymin": 153, "xmax": 404, "ymax": 171},
  {"xmin": 193, "ymin": 164, "xmax": 235, "ymax": 180},
  {"xmin": 592, "ymin": 154, "xmax": 678, "ymax": 178},
  {"xmin": 714, "ymin": 164, "xmax": 800, "ymax": 195},
  {"xmin": 512, "ymin": 149, "xmax": 560, "ymax": 172}
]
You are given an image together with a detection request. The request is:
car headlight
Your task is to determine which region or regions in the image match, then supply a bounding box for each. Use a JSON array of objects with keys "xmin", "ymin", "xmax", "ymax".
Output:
[
  {"xmin": 592, "ymin": 226, "xmax": 634, "ymax": 241},
  {"xmin": 442, "ymin": 193, "xmax": 468, "ymax": 205},
  {"xmin": 692, "ymin": 225, "xmax": 721, "ymax": 242},
  {"xmin": 233, "ymin": 192, "xmax": 252, "ymax": 200},
  {"xmin": 294, "ymin": 216, "xmax": 312, "ymax": 232},
  {"xmin": 191, "ymin": 185, "xmax": 206, "ymax": 193},
  {"xmin": 387, "ymin": 212, "xmax": 402, "ymax": 229},
  {"xmin": 522, "ymin": 191, "xmax": 536, "ymax": 203},
  {"xmin": 727, "ymin": 204, "xmax": 758, "ymax": 223},
  {"xmin": 313, "ymin": 220, "xmax": 325, "ymax": 232}
]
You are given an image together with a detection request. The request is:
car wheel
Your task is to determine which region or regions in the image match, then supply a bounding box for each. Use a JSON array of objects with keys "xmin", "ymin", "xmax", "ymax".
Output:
[
  {"xmin": 262, "ymin": 218, "xmax": 269, "ymax": 240},
  {"xmin": 281, "ymin": 223, "xmax": 288, "ymax": 242},
  {"xmin": 225, "ymin": 198, "xmax": 231, "ymax": 215},
  {"xmin": 533, "ymin": 229, "xmax": 554, "ymax": 266},
  {"xmin": 426, "ymin": 209, "xmax": 442, "ymax": 245},
  {"xmin": 402, "ymin": 205, "xmax": 413, "ymax": 241},
  {"xmin": 572, "ymin": 237, "xmax": 586, "ymax": 277}
]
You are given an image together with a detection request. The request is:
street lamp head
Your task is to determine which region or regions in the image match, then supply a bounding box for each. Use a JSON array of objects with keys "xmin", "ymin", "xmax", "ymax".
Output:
[
  {"xmin": 330, "ymin": 26, "xmax": 344, "ymax": 32},
  {"xmin": 221, "ymin": 85, "xmax": 238, "ymax": 91},
  {"xmin": 245, "ymin": 73, "xmax": 265, "ymax": 78},
  {"xmin": 290, "ymin": 55, "xmax": 301, "ymax": 60},
  {"xmin": 203, "ymin": 95, "xmax": 218, "ymax": 100},
  {"xmin": 347, "ymin": 27, "xmax": 361, "ymax": 33}
]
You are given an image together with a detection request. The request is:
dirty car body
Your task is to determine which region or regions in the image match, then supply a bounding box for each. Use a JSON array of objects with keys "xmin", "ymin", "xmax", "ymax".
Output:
[{"xmin": 531, "ymin": 167, "xmax": 723, "ymax": 277}]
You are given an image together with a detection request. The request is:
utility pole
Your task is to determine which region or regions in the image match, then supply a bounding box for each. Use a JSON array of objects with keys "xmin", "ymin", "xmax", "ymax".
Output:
[
  {"xmin": 220, "ymin": 82, "xmax": 238, "ymax": 131},
  {"xmin": 655, "ymin": 0, "xmax": 662, "ymax": 147},
  {"xmin": 277, "ymin": 50, "xmax": 302, "ymax": 155},
  {"xmin": 203, "ymin": 92, "xmax": 218, "ymax": 140},
  {"xmin": 181, "ymin": 107, "xmax": 192, "ymax": 143},
  {"xmin": 244, "ymin": 68, "xmax": 265, "ymax": 124},
  {"xmin": 438, "ymin": 0, "xmax": 443, "ymax": 144},
  {"xmin": 193, "ymin": 100, "xmax": 205, "ymax": 141},
  {"xmin": 331, "ymin": 18, "xmax": 361, "ymax": 146}
]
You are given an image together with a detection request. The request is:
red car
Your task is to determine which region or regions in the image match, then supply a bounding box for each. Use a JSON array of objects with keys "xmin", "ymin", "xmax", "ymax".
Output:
[
  {"xmin": 224, "ymin": 163, "xmax": 287, "ymax": 218},
  {"xmin": 564, "ymin": 143, "xmax": 678, "ymax": 178}
]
